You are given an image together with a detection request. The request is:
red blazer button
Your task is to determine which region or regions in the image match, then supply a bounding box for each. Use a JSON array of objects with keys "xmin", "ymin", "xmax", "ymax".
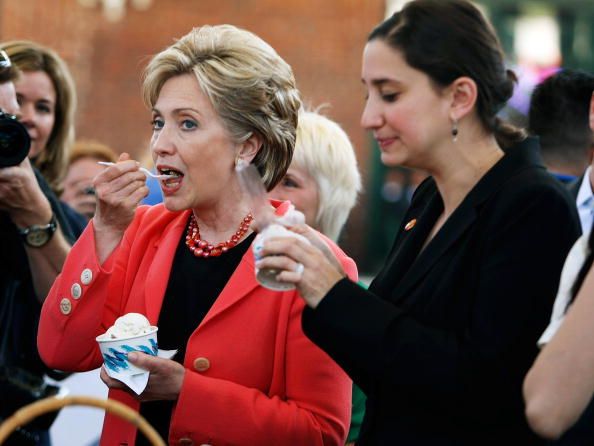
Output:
[{"xmin": 193, "ymin": 357, "xmax": 210, "ymax": 372}]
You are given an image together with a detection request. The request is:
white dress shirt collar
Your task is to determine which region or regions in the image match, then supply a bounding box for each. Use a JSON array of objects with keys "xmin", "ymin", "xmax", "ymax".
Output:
[{"xmin": 576, "ymin": 166, "xmax": 594, "ymax": 234}]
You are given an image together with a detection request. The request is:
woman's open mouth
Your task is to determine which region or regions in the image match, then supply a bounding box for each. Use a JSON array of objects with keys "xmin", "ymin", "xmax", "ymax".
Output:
[{"xmin": 158, "ymin": 167, "xmax": 184, "ymax": 191}]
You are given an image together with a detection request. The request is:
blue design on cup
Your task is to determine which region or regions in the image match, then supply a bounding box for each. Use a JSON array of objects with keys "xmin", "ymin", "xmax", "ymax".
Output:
[{"xmin": 102, "ymin": 338, "xmax": 158, "ymax": 373}]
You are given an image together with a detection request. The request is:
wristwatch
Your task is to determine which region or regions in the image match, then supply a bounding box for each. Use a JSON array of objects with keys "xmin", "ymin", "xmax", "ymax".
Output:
[{"xmin": 18, "ymin": 214, "xmax": 58, "ymax": 248}]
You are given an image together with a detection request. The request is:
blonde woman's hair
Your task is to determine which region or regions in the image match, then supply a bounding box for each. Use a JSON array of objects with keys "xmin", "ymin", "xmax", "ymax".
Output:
[
  {"xmin": 293, "ymin": 110, "xmax": 361, "ymax": 241},
  {"xmin": 142, "ymin": 25, "xmax": 301, "ymax": 190},
  {"xmin": 1, "ymin": 40, "xmax": 76, "ymax": 194}
]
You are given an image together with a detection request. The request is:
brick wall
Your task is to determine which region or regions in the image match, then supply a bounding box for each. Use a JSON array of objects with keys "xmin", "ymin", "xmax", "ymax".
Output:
[{"xmin": 0, "ymin": 0, "xmax": 385, "ymax": 268}]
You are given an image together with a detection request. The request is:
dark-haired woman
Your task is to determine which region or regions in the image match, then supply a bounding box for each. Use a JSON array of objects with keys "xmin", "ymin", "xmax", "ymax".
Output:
[
  {"xmin": 255, "ymin": 1, "xmax": 580, "ymax": 444},
  {"xmin": 524, "ymin": 92, "xmax": 594, "ymax": 442}
]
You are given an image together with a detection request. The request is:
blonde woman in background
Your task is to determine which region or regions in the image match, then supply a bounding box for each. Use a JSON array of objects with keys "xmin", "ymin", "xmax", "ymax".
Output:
[
  {"xmin": 269, "ymin": 109, "xmax": 364, "ymax": 445},
  {"xmin": 270, "ymin": 109, "xmax": 361, "ymax": 241},
  {"xmin": 1, "ymin": 41, "xmax": 75, "ymax": 195},
  {"xmin": 0, "ymin": 45, "xmax": 77, "ymax": 446},
  {"xmin": 1, "ymin": 40, "xmax": 86, "ymax": 234}
]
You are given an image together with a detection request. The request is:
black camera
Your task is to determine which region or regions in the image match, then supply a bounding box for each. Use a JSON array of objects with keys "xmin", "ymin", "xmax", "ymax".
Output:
[{"xmin": 0, "ymin": 111, "xmax": 30, "ymax": 167}]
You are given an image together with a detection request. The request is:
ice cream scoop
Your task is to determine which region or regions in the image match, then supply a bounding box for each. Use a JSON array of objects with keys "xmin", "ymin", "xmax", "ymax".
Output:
[{"xmin": 103, "ymin": 313, "xmax": 154, "ymax": 339}]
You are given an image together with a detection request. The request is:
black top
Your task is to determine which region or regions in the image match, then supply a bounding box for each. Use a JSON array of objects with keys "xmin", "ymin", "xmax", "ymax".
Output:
[
  {"xmin": 137, "ymin": 225, "xmax": 255, "ymax": 446},
  {"xmin": 302, "ymin": 138, "xmax": 580, "ymax": 446}
]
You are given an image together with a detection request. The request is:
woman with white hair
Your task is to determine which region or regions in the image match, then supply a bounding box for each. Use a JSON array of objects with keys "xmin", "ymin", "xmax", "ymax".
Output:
[{"xmin": 270, "ymin": 110, "xmax": 361, "ymax": 242}]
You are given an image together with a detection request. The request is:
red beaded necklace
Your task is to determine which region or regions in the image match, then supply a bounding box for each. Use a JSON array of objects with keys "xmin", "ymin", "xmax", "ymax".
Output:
[{"xmin": 185, "ymin": 213, "xmax": 253, "ymax": 258}]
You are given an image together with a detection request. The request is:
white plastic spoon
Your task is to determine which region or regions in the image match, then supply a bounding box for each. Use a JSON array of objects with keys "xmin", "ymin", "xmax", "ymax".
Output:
[{"xmin": 97, "ymin": 161, "xmax": 175, "ymax": 180}]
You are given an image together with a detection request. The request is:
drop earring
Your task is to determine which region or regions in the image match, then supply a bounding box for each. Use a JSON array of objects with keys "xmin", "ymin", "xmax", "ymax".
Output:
[{"xmin": 451, "ymin": 119, "xmax": 459, "ymax": 143}]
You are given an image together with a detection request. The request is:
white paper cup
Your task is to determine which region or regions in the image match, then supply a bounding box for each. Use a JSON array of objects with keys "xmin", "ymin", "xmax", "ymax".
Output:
[
  {"xmin": 253, "ymin": 224, "xmax": 310, "ymax": 291},
  {"xmin": 96, "ymin": 327, "xmax": 158, "ymax": 377}
]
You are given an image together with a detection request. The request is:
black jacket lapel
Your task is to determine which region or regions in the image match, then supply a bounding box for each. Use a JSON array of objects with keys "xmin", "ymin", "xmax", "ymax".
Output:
[
  {"xmin": 391, "ymin": 196, "xmax": 477, "ymax": 302},
  {"xmin": 370, "ymin": 180, "xmax": 442, "ymax": 299},
  {"xmin": 375, "ymin": 137, "xmax": 546, "ymax": 305}
]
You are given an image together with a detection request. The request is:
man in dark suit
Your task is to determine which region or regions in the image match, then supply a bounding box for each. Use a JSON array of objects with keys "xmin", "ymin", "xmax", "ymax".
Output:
[
  {"xmin": 528, "ymin": 69, "xmax": 594, "ymax": 234},
  {"xmin": 529, "ymin": 71, "xmax": 594, "ymax": 445}
]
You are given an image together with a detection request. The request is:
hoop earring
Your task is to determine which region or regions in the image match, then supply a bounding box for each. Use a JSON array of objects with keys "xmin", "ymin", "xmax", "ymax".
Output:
[{"xmin": 451, "ymin": 119, "xmax": 459, "ymax": 143}]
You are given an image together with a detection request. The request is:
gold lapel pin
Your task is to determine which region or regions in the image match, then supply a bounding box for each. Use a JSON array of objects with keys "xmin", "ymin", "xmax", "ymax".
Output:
[{"xmin": 404, "ymin": 218, "xmax": 417, "ymax": 231}]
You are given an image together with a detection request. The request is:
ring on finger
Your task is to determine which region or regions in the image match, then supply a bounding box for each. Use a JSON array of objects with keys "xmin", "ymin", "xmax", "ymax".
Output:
[{"xmin": 294, "ymin": 262, "xmax": 304, "ymax": 275}]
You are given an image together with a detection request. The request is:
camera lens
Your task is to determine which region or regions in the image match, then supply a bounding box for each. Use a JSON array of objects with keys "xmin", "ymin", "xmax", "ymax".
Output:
[{"xmin": 0, "ymin": 113, "xmax": 30, "ymax": 167}]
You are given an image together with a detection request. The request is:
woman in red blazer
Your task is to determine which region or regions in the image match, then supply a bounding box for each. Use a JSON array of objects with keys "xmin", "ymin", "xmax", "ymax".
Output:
[{"xmin": 38, "ymin": 24, "xmax": 356, "ymax": 446}]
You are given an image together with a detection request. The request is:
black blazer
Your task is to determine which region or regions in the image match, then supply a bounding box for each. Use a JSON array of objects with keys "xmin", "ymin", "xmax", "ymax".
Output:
[{"xmin": 303, "ymin": 138, "xmax": 580, "ymax": 446}]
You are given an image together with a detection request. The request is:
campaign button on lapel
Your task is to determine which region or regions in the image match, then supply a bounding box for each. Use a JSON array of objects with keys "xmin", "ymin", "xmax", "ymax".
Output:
[{"xmin": 404, "ymin": 218, "xmax": 417, "ymax": 231}]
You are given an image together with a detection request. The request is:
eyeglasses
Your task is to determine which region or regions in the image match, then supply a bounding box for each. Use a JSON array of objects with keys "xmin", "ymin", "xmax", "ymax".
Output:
[{"xmin": 0, "ymin": 50, "xmax": 12, "ymax": 68}]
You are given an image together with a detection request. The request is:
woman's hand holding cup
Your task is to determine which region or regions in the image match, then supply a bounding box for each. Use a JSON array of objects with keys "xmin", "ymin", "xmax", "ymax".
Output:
[{"xmin": 255, "ymin": 223, "xmax": 346, "ymax": 308}]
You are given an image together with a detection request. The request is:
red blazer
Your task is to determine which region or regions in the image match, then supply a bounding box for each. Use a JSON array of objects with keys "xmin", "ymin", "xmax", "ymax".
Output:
[{"xmin": 38, "ymin": 203, "xmax": 357, "ymax": 446}]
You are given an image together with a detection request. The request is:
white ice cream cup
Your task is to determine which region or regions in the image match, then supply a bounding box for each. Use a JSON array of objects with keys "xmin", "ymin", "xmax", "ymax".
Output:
[
  {"xmin": 96, "ymin": 327, "xmax": 158, "ymax": 377},
  {"xmin": 253, "ymin": 223, "xmax": 310, "ymax": 291}
]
